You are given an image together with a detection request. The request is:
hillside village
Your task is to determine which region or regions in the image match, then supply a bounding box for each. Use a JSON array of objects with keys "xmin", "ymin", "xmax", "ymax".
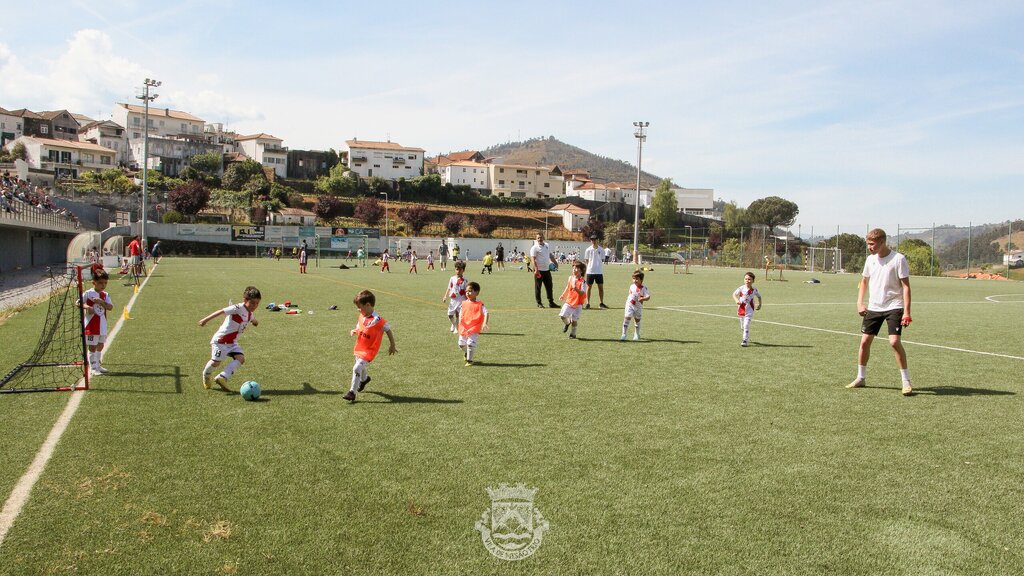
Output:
[{"xmin": 0, "ymin": 103, "xmax": 719, "ymax": 234}]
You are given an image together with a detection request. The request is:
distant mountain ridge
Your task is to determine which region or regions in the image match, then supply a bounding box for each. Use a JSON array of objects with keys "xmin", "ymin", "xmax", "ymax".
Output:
[{"xmin": 479, "ymin": 136, "xmax": 663, "ymax": 188}]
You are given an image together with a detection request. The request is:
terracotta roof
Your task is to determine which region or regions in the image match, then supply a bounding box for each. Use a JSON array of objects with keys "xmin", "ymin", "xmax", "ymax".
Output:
[
  {"xmin": 39, "ymin": 110, "xmax": 81, "ymax": 122},
  {"xmin": 20, "ymin": 136, "xmax": 116, "ymax": 154},
  {"xmin": 447, "ymin": 150, "xmax": 483, "ymax": 162},
  {"xmin": 274, "ymin": 207, "xmax": 316, "ymax": 216},
  {"xmin": 0, "ymin": 106, "xmax": 9, "ymax": 115},
  {"xmin": 235, "ymin": 133, "xmax": 283, "ymax": 142},
  {"xmin": 7, "ymin": 108, "xmax": 43, "ymax": 119},
  {"xmin": 490, "ymin": 162, "xmax": 561, "ymax": 172},
  {"xmin": 447, "ymin": 161, "xmax": 488, "ymax": 168},
  {"xmin": 345, "ymin": 139, "xmax": 425, "ymax": 153},
  {"xmin": 117, "ymin": 103, "xmax": 204, "ymax": 123},
  {"xmin": 79, "ymin": 119, "xmax": 125, "ymax": 131},
  {"xmin": 548, "ymin": 203, "xmax": 590, "ymax": 215}
]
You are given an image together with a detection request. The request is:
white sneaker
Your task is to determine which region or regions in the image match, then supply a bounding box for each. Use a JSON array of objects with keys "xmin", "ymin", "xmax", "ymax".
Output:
[
  {"xmin": 741, "ymin": 340, "xmax": 748, "ymax": 347},
  {"xmin": 902, "ymin": 382, "xmax": 913, "ymax": 396},
  {"xmin": 95, "ymin": 366, "xmax": 109, "ymax": 374},
  {"xmin": 632, "ymin": 334, "xmax": 640, "ymax": 341},
  {"xmin": 89, "ymin": 369, "xmax": 103, "ymax": 377},
  {"xmin": 847, "ymin": 378, "xmax": 866, "ymax": 389}
]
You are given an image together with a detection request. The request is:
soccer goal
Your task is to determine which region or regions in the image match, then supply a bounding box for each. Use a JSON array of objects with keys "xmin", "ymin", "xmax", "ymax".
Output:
[
  {"xmin": 804, "ymin": 246, "xmax": 842, "ymax": 273},
  {"xmin": 0, "ymin": 266, "xmax": 89, "ymax": 394}
]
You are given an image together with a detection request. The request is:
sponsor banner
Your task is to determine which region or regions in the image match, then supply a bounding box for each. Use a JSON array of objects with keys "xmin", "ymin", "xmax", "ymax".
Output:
[
  {"xmin": 177, "ymin": 224, "xmax": 196, "ymax": 236},
  {"xmin": 265, "ymin": 226, "xmax": 288, "ymax": 242},
  {"xmin": 231, "ymin": 225, "xmax": 265, "ymax": 242},
  {"xmin": 282, "ymin": 236, "xmax": 299, "ymax": 244},
  {"xmin": 205, "ymin": 224, "xmax": 231, "ymax": 236},
  {"xmin": 315, "ymin": 226, "xmax": 333, "ymax": 238},
  {"xmin": 330, "ymin": 237, "xmax": 350, "ymax": 249},
  {"xmin": 299, "ymin": 226, "xmax": 316, "ymax": 237},
  {"xmin": 331, "ymin": 227, "xmax": 379, "ymax": 237}
]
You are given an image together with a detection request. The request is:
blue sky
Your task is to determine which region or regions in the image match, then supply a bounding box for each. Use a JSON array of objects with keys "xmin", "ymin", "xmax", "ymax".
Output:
[{"xmin": 1, "ymin": 0, "xmax": 1021, "ymax": 233}]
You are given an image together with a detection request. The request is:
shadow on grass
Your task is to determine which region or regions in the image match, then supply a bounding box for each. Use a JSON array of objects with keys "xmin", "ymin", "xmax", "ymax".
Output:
[
  {"xmin": 470, "ymin": 361, "xmax": 546, "ymax": 367},
  {"xmin": 914, "ymin": 386, "xmax": 1015, "ymax": 397},
  {"xmin": 365, "ymin": 391, "xmax": 463, "ymax": 404},
  {"xmin": 90, "ymin": 364, "xmax": 182, "ymax": 394},
  {"xmin": 575, "ymin": 337, "xmax": 698, "ymax": 344},
  {"xmin": 261, "ymin": 382, "xmax": 342, "ymax": 396},
  {"xmin": 750, "ymin": 342, "xmax": 814, "ymax": 348}
]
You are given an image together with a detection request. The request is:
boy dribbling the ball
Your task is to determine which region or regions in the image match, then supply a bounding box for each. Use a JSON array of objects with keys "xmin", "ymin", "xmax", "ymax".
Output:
[
  {"xmin": 199, "ymin": 286, "xmax": 261, "ymax": 391},
  {"xmin": 346, "ymin": 289, "xmax": 397, "ymax": 402},
  {"xmin": 81, "ymin": 269, "xmax": 114, "ymax": 376}
]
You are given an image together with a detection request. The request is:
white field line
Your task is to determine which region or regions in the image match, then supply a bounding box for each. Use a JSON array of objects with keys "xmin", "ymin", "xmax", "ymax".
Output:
[
  {"xmin": 671, "ymin": 297, "xmax": 1015, "ymax": 307},
  {"xmin": 0, "ymin": 264, "xmax": 157, "ymax": 548},
  {"xmin": 658, "ymin": 306, "xmax": 1024, "ymax": 362}
]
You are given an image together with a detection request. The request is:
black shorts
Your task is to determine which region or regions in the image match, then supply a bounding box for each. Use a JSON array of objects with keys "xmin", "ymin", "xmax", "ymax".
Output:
[
  {"xmin": 586, "ymin": 273, "xmax": 604, "ymax": 286},
  {"xmin": 861, "ymin": 309, "xmax": 904, "ymax": 336}
]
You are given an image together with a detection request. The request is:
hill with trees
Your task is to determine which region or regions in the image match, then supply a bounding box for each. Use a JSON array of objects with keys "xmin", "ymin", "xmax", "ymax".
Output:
[{"xmin": 479, "ymin": 136, "xmax": 662, "ymax": 187}]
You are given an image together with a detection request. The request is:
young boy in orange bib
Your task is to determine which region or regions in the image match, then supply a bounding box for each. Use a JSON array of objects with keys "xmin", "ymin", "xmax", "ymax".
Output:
[
  {"xmin": 346, "ymin": 289, "xmax": 397, "ymax": 402},
  {"xmin": 458, "ymin": 282, "xmax": 489, "ymax": 366}
]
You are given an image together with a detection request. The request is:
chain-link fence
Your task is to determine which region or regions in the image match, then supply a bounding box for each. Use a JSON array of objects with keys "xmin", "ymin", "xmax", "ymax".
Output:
[{"xmin": 620, "ymin": 220, "xmax": 1024, "ymax": 278}]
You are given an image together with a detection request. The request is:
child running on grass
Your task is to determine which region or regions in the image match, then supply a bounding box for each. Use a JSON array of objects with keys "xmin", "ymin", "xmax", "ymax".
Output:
[
  {"xmin": 199, "ymin": 286, "xmax": 261, "ymax": 391},
  {"xmin": 346, "ymin": 289, "xmax": 397, "ymax": 402},
  {"xmin": 409, "ymin": 250, "xmax": 419, "ymax": 274},
  {"xmin": 81, "ymin": 269, "xmax": 114, "ymax": 376},
  {"xmin": 732, "ymin": 272, "xmax": 762, "ymax": 347},
  {"xmin": 621, "ymin": 270, "xmax": 651, "ymax": 341},
  {"xmin": 441, "ymin": 260, "xmax": 469, "ymax": 334},
  {"xmin": 458, "ymin": 281, "xmax": 489, "ymax": 366},
  {"xmin": 380, "ymin": 249, "xmax": 391, "ymax": 273},
  {"xmin": 427, "ymin": 250, "xmax": 435, "ymax": 270},
  {"xmin": 559, "ymin": 261, "xmax": 587, "ymax": 339},
  {"xmin": 481, "ymin": 250, "xmax": 494, "ymax": 274}
]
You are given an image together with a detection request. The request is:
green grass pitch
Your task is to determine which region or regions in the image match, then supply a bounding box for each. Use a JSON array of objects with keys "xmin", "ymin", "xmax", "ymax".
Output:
[{"xmin": 1, "ymin": 257, "xmax": 1022, "ymax": 575}]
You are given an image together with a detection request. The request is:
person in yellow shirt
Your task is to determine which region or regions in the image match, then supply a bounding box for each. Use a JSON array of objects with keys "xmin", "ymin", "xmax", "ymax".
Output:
[{"xmin": 481, "ymin": 251, "xmax": 494, "ymax": 274}]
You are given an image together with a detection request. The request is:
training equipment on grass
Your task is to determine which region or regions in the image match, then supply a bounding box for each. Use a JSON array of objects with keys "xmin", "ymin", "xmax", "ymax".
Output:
[
  {"xmin": 673, "ymin": 258, "xmax": 690, "ymax": 274},
  {"xmin": 1, "ymin": 266, "xmax": 89, "ymax": 394},
  {"xmin": 240, "ymin": 380, "xmax": 261, "ymax": 401}
]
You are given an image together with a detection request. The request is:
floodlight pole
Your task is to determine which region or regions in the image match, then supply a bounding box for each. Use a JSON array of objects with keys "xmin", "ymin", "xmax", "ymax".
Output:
[
  {"xmin": 632, "ymin": 121, "xmax": 648, "ymax": 266},
  {"xmin": 684, "ymin": 225, "xmax": 692, "ymax": 261},
  {"xmin": 379, "ymin": 191, "xmax": 388, "ymax": 255},
  {"xmin": 137, "ymin": 78, "xmax": 161, "ymax": 251}
]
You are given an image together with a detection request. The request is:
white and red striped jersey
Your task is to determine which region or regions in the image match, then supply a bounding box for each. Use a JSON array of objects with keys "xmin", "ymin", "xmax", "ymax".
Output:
[
  {"xmin": 210, "ymin": 303, "xmax": 253, "ymax": 345},
  {"xmin": 81, "ymin": 289, "xmax": 112, "ymax": 336}
]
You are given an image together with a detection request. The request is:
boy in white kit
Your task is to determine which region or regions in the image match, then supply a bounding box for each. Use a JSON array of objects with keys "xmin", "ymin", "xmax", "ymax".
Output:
[
  {"xmin": 81, "ymin": 269, "xmax": 114, "ymax": 376},
  {"xmin": 732, "ymin": 272, "xmax": 762, "ymax": 347},
  {"xmin": 847, "ymin": 228, "xmax": 914, "ymax": 396},
  {"xmin": 621, "ymin": 270, "xmax": 651, "ymax": 341},
  {"xmin": 441, "ymin": 260, "xmax": 469, "ymax": 333},
  {"xmin": 198, "ymin": 286, "xmax": 261, "ymax": 391}
]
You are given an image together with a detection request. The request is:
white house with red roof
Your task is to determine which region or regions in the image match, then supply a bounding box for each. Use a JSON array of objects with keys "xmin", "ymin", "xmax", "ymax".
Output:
[
  {"xmin": 5, "ymin": 135, "xmax": 116, "ymax": 178},
  {"xmin": 547, "ymin": 203, "xmax": 591, "ymax": 231},
  {"xmin": 343, "ymin": 139, "xmax": 425, "ymax": 181},
  {"xmin": 236, "ymin": 133, "xmax": 288, "ymax": 178}
]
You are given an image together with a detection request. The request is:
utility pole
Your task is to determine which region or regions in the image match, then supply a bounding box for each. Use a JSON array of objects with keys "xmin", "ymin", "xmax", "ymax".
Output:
[
  {"xmin": 137, "ymin": 78, "xmax": 161, "ymax": 251},
  {"xmin": 631, "ymin": 122, "xmax": 648, "ymax": 266}
]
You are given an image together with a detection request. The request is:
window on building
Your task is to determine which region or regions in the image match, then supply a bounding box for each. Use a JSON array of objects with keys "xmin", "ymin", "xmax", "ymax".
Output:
[
  {"xmin": 133, "ymin": 117, "xmax": 141, "ymax": 125},
  {"xmin": 181, "ymin": 123, "xmax": 187, "ymax": 132},
  {"xmin": 544, "ymin": 183, "xmax": 550, "ymax": 188},
  {"xmin": 498, "ymin": 180, "xmax": 504, "ymax": 185},
  {"xmin": 146, "ymin": 119, "xmax": 153, "ymax": 127},
  {"xmin": 499, "ymin": 168, "xmax": 504, "ymax": 173},
  {"xmin": 133, "ymin": 132, "xmax": 141, "ymax": 138},
  {"xmin": 373, "ymin": 164, "xmax": 380, "ymax": 168},
  {"xmin": 84, "ymin": 153, "xmax": 94, "ymax": 163},
  {"xmin": 159, "ymin": 120, "xmax": 165, "ymax": 127},
  {"xmin": 41, "ymin": 125, "xmax": 49, "ymax": 134},
  {"xmin": 536, "ymin": 170, "xmax": 540, "ymax": 175},
  {"xmin": 101, "ymin": 156, "xmax": 111, "ymax": 165}
]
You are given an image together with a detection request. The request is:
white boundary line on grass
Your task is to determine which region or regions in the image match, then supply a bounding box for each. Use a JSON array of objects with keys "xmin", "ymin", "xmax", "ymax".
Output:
[
  {"xmin": 659, "ymin": 306, "xmax": 1024, "ymax": 362},
  {"xmin": 671, "ymin": 300, "xmax": 1012, "ymax": 308},
  {"xmin": 0, "ymin": 264, "xmax": 157, "ymax": 548}
]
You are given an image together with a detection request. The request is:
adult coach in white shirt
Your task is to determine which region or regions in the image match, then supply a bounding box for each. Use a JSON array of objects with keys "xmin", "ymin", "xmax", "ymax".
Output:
[
  {"xmin": 584, "ymin": 235, "xmax": 609, "ymax": 309},
  {"xmin": 530, "ymin": 232, "xmax": 558, "ymax": 308},
  {"xmin": 847, "ymin": 228, "xmax": 913, "ymax": 396}
]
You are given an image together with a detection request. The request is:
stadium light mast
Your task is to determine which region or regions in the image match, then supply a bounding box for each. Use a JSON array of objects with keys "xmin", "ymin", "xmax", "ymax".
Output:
[
  {"xmin": 137, "ymin": 78, "xmax": 161, "ymax": 251},
  {"xmin": 632, "ymin": 121, "xmax": 648, "ymax": 266},
  {"xmin": 379, "ymin": 191, "xmax": 388, "ymax": 254}
]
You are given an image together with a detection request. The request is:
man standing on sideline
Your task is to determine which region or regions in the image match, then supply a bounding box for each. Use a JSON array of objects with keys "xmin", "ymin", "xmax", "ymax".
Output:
[
  {"xmin": 847, "ymin": 228, "xmax": 913, "ymax": 396},
  {"xmin": 584, "ymin": 235, "xmax": 609, "ymax": 309},
  {"xmin": 438, "ymin": 240, "xmax": 449, "ymax": 271},
  {"xmin": 530, "ymin": 232, "xmax": 558, "ymax": 308},
  {"xmin": 126, "ymin": 235, "xmax": 142, "ymax": 285},
  {"xmin": 495, "ymin": 242, "xmax": 505, "ymax": 271}
]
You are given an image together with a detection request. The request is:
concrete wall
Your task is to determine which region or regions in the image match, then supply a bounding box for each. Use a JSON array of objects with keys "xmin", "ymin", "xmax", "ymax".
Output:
[{"xmin": 0, "ymin": 226, "xmax": 75, "ymax": 272}]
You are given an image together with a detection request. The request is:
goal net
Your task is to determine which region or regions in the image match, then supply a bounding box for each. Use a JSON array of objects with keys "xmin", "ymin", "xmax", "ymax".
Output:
[
  {"xmin": 0, "ymin": 266, "xmax": 88, "ymax": 394},
  {"xmin": 804, "ymin": 246, "xmax": 842, "ymax": 273}
]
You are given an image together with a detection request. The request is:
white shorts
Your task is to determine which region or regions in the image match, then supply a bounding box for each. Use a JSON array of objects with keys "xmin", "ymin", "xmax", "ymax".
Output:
[
  {"xmin": 458, "ymin": 333, "xmax": 479, "ymax": 348},
  {"xmin": 447, "ymin": 299, "xmax": 463, "ymax": 316},
  {"xmin": 211, "ymin": 342, "xmax": 244, "ymax": 362},
  {"xmin": 85, "ymin": 334, "xmax": 107, "ymax": 346},
  {"xmin": 130, "ymin": 255, "xmax": 140, "ymax": 266},
  {"xmin": 559, "ymin": 304, "xmax": 581, "ymax": 322},
  {"xmin": 624, "ymin": 306, "xmax": 643, "ymax": 320}
]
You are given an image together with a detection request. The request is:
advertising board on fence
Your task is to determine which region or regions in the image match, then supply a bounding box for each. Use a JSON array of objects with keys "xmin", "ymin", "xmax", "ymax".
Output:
[
  {"xmin": 231, "ymin": 225, "xmax": 265, "ymax": 242},
  {"xmin": 332, "ymin": 227, "xmax": 380, "ymax": 238}
]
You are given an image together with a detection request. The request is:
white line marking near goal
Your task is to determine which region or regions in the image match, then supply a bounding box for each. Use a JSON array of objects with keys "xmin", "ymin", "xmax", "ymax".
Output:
[
  {"xmin": 658, "ymin": 306, "xmax": 1024, "ymax": 362},
  {"xmin": 984, "ymin": 294, "xmax": 1024, "ymax": 303},
  {"xmin": 0, "ymin": 264, "xmax": 157, "ymax": 548}
]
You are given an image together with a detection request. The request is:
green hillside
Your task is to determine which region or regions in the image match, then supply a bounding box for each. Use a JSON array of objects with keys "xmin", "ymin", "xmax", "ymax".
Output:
[{"xmin": 480, "ymin": 136, "xmax": 663, "ymax": 188}]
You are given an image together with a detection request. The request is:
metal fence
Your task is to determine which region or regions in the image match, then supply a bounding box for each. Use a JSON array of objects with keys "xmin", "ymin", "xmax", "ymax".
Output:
[{"xmin": 626, "ymin": 220, "xmax": 1024, "ymax": 278}]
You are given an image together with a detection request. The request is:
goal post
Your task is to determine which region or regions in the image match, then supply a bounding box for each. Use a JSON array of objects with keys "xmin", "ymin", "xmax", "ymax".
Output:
[
  {"xmin": 0, "ymin": 266, "xmax": 89, "ymax": 394},
  {"xmin": 803, "ymin": 246, "xmax": 842, "ymax": 273}
]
